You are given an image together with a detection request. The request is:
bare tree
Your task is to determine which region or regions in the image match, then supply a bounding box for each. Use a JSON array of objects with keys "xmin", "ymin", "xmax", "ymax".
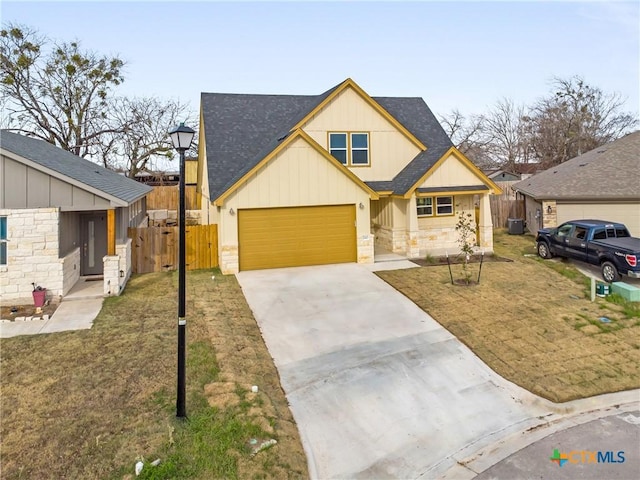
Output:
[
  {"xmin": 439, "ymin": 109, "xmax": 495, "ymax": 168},
  {"xmin": 522, "ymin": 76, "xmax": 638, "ymax": 167},
  {"xmin": 0, "ymin": 24, "xmax": 125, "ymax": 157},
  {"xmin": 99, "ymin": 96, "xmax": 197, "ymax": 177},
  {"xmin": 1, "ymin": 24, "xmax": 198, "ymax": 176},
  {"xmin": 483, "ymin": 98, "xmax": 531, "ymax": 170}
]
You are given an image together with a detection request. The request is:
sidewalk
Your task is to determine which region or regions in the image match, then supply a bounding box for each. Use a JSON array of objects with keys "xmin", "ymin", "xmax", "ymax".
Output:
[{"xmin": 0, "ymin": 278, "xmax": 104, "ymax": 338}]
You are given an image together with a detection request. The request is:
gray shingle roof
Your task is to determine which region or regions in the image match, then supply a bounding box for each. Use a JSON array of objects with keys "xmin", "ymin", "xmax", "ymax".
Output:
[
  {"xmin": 202, "ymin": 82, "xmax": 455, "ymax": 200},
  {"xmin": 202, "ymin": 85, "xmax": 340, "ymax": 200},
  {"xmin": 0, "ymin": 130, "xmax": 152, "ymax": 205},
  {"xmin": 512, "ymin": 131, "xmax": 640, "ymax": 200}
]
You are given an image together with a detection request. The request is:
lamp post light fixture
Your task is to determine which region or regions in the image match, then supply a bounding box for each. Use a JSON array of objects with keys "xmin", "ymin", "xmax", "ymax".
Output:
[{"xmin": 168, "ymin": 122, "xmax": 195, "ymax": 418}]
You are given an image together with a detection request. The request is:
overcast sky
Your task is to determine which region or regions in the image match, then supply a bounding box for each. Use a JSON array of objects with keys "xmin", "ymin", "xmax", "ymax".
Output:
[{"xmin": 3, "ymin": 0, "xmax": 639, "ymax": 123}]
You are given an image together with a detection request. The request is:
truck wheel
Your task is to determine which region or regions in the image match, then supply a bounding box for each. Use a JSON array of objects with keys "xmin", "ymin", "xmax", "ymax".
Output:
[
  {"xmin": 601, "ymin": 261, "xmax": 620, "ymax": 283},
  {"xmin": 537, "ymin": 242, "xmax": 552, "ymax": 259}
]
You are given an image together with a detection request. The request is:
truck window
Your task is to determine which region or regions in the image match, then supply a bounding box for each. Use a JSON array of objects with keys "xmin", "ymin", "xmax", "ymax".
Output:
[
  {"xmin": 615, "ymin": 228, "xmax": 630, "ymax": 238},
  {"xmin": 557, "ymin": 224, "xmax": 573, "ymax": 237},
  {"xmin": 593, "ymin": 229, "xmax": 606, "ymax": 240},
  {"xmin": 573, "ymin": 227, "xmax": 587, "ymax": 240},
  {"xmin": 606, "ymin": 228, "xmax": 615, "ymax": 238}
]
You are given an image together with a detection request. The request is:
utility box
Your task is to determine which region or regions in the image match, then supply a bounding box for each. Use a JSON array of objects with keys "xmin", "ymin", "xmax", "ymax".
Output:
[{"xmin": 508, "ymin": 218, "xmax": 524, "ymax": 235}]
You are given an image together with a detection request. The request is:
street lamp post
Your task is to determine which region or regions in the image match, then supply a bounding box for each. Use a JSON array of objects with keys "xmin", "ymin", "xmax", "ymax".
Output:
[{"xmin": 168, "ymin": 122, "xmax": 195, "ymax": 418}]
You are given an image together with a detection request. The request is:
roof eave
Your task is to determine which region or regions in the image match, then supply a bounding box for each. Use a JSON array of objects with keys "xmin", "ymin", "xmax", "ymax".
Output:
[{"xmin": 1, "ymin": 148, "xmax": 145, "ymax": 207}]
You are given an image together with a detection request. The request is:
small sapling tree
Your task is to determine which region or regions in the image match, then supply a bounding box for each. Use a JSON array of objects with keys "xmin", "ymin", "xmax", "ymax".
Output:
[{"xmin": 455, "ymin": 207, "xmax": 477, "ymax": 285}]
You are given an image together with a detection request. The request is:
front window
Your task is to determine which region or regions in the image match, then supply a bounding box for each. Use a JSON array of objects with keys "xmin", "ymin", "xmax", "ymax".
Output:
[
  {"xmin": 416, "ymin": 196, "xmax": 454, "ymax": 216},
  {"xmin": 329, "ymin": 132, "xmax": 369, "ymax": 166},
  {"xmin": 416, "ymin": 197, "xmax": 433, "ymax": 216},
  {"xmin": 436, "ymin": 196, "xmax": 453, "ymax": 216},
  {"xmin": 0, "ymin": 217, "xmax": 6, "ymax": 265}
]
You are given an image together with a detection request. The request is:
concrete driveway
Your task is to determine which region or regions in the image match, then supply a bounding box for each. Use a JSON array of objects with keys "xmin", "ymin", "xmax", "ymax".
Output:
[{"xmin": 237, "ymin": 263, "xmax": 635, "ymax": 479}]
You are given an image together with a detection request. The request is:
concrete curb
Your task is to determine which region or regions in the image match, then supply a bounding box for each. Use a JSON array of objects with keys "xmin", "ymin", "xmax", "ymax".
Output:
[{"xmin": 438, "ymin": 390, "xmax": 640, "ymax": 479}]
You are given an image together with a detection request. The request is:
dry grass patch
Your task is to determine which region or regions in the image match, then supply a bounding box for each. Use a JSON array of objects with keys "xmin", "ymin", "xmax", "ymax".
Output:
[
  {"xmin": 377, "ymin": 231, "xmax": 640, "ymax": 403},
  {"xmin": 0, "ymin": 270, "xmax": 307, "ymax": 479}
]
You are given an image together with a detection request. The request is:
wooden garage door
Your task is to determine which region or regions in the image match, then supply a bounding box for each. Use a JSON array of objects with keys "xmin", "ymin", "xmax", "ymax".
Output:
[{"xmin": 238, "ymin": 205, "xmax": 356, "ymax": 271}]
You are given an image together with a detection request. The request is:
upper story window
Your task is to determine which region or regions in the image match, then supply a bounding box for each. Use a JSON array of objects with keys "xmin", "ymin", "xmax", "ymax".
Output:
[
  {"xmin": 329, "ymin": 132, "xmax": 369, "ymax": 166},
  {"xmin": 0, "ymin": 217, "xmax": 7, "ymax": 265}
]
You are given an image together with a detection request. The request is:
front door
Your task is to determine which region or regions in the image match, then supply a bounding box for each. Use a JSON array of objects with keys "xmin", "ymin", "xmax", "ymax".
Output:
[{"xmin": 80, "ymin": 213, "xmax": 107, "ymax": 276}]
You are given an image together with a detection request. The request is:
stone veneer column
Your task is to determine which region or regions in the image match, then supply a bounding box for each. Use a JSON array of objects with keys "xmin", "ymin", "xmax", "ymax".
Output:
[
  {"xmin": 357, "ymin": 234, "xmax": 374, "ymax": 263},
  {"xmin": 405, "ymin": 196, "xmax": 420, "ymax": 258},
  {"xmin": 103, "ymin": 255, "xmax": 120, "ymax": 296},
  {"xmin": 542, "ymin": 201, "xmax": 557, "ymax": 229}
]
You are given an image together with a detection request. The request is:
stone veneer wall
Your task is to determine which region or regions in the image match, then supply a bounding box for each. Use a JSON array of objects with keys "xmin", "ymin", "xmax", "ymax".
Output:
[
  {"xmin": 417, "ymin": 226, "xmax": 459, "ymax": 256},
  {"xmin": 103, "ymin": 239, "xmax": 132, "ymax": 296},
  {"xmin": 357, "ymin": 234, "xmax": 374, "ymax": 264},
  {"xmin": 0, "ymin": 207, "xmax": 63, "ymax": 303},
  {"xmin": 62, "ymin": 247, "xmax": 81, "ymax": 297},
  {"xmin": 373, "ymin": 225, "xmax": 409, "ymax": 255},
  {"xmin": 219, "ymin": 245, "xmax": 239, "ymax": 275}
]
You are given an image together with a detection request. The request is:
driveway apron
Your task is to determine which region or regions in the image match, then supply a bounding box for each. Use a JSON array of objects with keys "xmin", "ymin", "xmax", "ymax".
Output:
[{"xmin": 237, "ymin": 263, "xmax": 549, "ymax": 479}]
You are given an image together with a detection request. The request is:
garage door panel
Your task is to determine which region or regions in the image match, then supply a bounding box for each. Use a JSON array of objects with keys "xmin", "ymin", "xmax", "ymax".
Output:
[{"xmin": 238, "ymin": 205, "xmax": 356, "ymax": 271}]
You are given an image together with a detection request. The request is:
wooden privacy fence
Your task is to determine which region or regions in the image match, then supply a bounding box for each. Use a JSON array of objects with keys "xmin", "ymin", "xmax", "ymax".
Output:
[
  {"xmin": 146, "ymin": 185, "xmax": 200, "ymax": 210},
  {"xmin": 128, "ymin": 224, "xmax": 218, "ymax": 273},
  {"xmin": 490, "ymin": 197, "xmax": 524, "ymax": 229}
]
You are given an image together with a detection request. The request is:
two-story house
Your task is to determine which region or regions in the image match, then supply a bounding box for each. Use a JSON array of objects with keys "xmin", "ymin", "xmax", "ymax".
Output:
[{"xmin": 197, "ymin": 79, "xmax": 501, "ymax": 274}]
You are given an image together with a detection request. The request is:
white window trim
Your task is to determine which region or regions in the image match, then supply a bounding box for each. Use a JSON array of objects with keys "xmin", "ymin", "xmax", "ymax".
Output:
[
  {"xmin": 350, "ymin": 132, "xmax": 370, "ymax": 166},
  {"xmin": 416, "ymin": 197, "xmax": 433, "ymax": 217},
  {"xmin": 435, "ymin": 196, "xmax": 454, "ymax": 216},
  {"xmin": 328, "ymin": 131, "xmax": 370, "ymax": 166},
  {"xmin": 416, "ymin": 196, "xmax": 455, "ymax": 217},
  {"xmin": 329, "ymin": 132, "xmax": 348, "ymax": 164}
]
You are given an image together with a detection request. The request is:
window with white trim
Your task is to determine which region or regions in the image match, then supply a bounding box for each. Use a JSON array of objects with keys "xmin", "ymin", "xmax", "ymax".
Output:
[
  {"xmin": 416, "ymin": 196, "xmax": 455, "ymax": 217},
  {"xmin": 436, "ymin": 196, "xmax": 454, "ymax": 215},
  {"xmin": 0, "ymin": 216, "xmax": 7, "ymax": 265},
  {"xmin": 329, "ymin": 132, "xmax": 369, "ymax": 166},
  {"xmin": 416, "ymin": 197, "xmax": 433, "ymax": 216}
]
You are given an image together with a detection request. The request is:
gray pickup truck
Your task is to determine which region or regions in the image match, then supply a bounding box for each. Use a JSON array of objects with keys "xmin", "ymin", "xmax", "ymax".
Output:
[{"xmin": 536, "ymin": 219, "xmax": 640, "ymax": 282}]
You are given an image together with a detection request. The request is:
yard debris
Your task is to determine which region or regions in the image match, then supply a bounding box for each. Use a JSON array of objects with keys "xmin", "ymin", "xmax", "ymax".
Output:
[
  {"xmin": 135, "ymin": 460, "xmax": 144, "ymax": 476},
  {"xmin": 251, "ymin": 385, "xmax": 259, "ymax": 393},
  {"xmin": 249, "ymin": 438, "xmax": 278, "ymax": 457},
  {"xmin": 598, "ymin": 316, "xmax": 612, "ymax": 323},
  {"xmin": 151, "ymin": 458, "xmax": 161, "ymax": 466}
]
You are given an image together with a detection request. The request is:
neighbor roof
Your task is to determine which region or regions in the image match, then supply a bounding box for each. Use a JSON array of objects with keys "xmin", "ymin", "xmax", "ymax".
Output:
[
  {"xmin": 512, "ymin": 131, "xmax": 640, "ymax": 200},
  {"xmin": 201, "ymin": 79, "xmax": 455, "ymax": 201},
  {"xmin": 0, "ymin": 130, "xmax": 152, "ymax": 205}
]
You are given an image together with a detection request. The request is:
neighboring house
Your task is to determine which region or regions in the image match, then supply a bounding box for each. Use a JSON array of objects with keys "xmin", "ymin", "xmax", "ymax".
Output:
[
  {"xmin": 484, "ymin": 169, "xmax": 522, "ymax": 200},
  {"xmin": 0, "ymin": 130, "xmax": 152, "ymax": 303},
  {"xmin": 512, "ymin": 131, "xmax": 640, "ymax": 236},
  {"xmin": 485, "ymin": 169, "xmax": 521, "ymax": 183},
  {"xmin": 197, "ymin": 78, "xmax": 501, "ymax": 274}
]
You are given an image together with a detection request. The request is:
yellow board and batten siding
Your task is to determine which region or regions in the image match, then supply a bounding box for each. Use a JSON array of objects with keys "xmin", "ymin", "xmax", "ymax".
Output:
[
  {"xmin": 238, "ymin": 205, "xmax": 356, "ymax": 270},
  {"xmin": 418, "ymin": 152, "xmax": 484, "ymax": 189},
  {"xmin": 221, "ymin": 135, "xmax": 372, "ymax": 272},
  {"xmin": 222, "ymin": 136, "xmax": 371, "ymax": 245},
  {"xmin": 302, "ymin": 87, "xmax": 421, "ymax": 182}
]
